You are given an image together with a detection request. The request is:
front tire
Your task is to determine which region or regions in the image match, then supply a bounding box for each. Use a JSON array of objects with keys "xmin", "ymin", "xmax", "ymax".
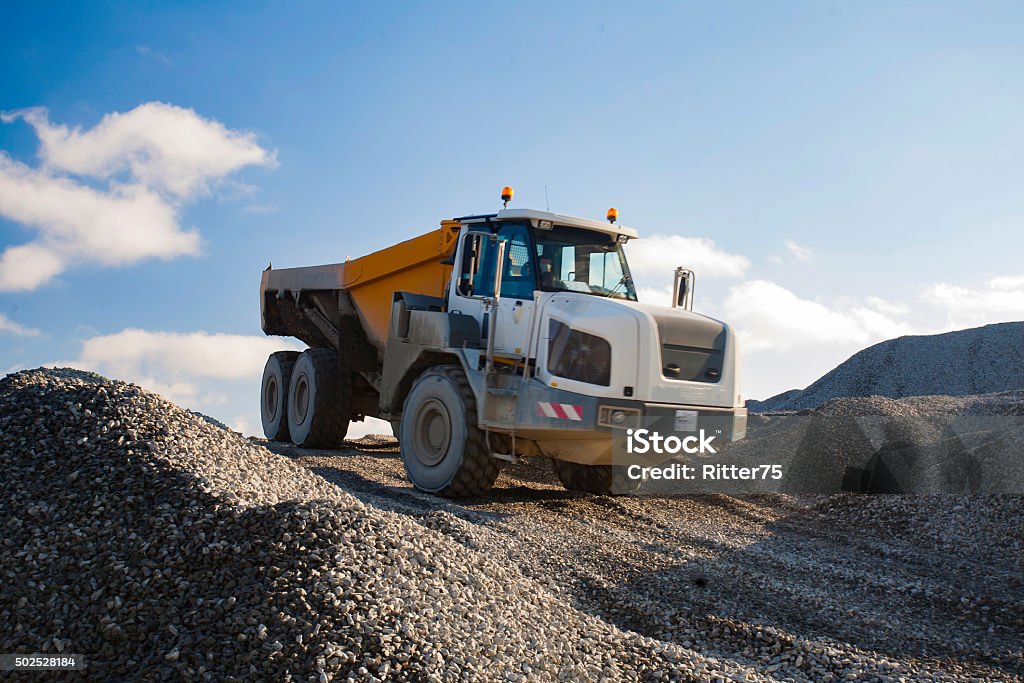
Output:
[
  {"xmin": 399, "ymin": 365, "xmax": 500, "ymax": 497},
  {"xmin": 261, "ymin": 351, "xmax": 300, "ymax": 441},
  {"xmin": 287, "ymin": 349, "xmax": 350, "ymax": 449}
]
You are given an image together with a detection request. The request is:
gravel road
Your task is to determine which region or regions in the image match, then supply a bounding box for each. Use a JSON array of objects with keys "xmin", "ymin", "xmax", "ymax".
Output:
[
  {"xmin": 2, "ymin": 368, "xmax": 1021, "ymax": 682},
  {"xmin": 277, "ymin": 436, "xmax": 1023, "ymax": 682}
]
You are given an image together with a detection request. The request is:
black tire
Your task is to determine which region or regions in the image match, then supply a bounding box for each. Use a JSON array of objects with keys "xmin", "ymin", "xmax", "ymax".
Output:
[
  {"xmin": 261, "ymin": 351, "xmax": 300, "ymax": 441},
  {"xmin": 399, "ymin": 365, "xmax": 500, "ymax": 497},
  {"xmin": 287, "ymin": 348, "xmax": 350, "ymax": 449},
  {"xmin": 551, "ymin": 459, "xmax": 641, "ymax": 495}
]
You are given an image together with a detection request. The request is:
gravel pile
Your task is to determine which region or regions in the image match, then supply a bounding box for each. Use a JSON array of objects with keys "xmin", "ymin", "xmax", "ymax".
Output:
[
  {"xmin": 3, "ymin": 367, "xmax": 1021, "ymax": 681},
  {"xmin": 1, "ymin": 368, "xmax": 762, "ymax": 681},
  {"xmin": 749, "ymin": 321, "xmax": 1024, "ymax": 412},
  {"xmin": 804, "ymin": 390, "xmax": 1024, "ymax": 419}
]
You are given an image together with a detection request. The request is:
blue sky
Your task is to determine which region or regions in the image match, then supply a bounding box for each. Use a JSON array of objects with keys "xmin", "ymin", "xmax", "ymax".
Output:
[{"xmin": 2, "ymin": 2, "xmax": 1023, "ymax": 434}]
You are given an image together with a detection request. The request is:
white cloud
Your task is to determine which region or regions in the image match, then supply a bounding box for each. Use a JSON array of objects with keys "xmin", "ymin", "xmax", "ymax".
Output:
[
  {"xmin": 0, "ymin": 242, "xmax": 66, "ymax": 291},
  {"xmin": 720, "ymin": 275, "xmax": 1024, "ymax": 400},
  {"xmin": 637, "ymin": 285, "xmax": 675, "ymax": 306},
  {"xmin": 625, "ymin": 234, "xmax": 750, "ymax": 282},
  {"xmin": 921, "ymin": 274, "xmax": 1024, "ymax": 328},
  {"xmin": 0, "ymin": 312, "xmax": 41, "ymax": 337},
  {"xmin": 3, "ymin": 103, "xmax": 274, "ymax": 198},
  {"xmin": 722, "ymin": 280, "xmax": 917, "ymax": 353},
  {"xmin": 0, "ymin": 155, "xmax": 197, "ymax": 282},
  {"xmin": 724, "ymin": 274, "xmax": 1022, "ymax": 359},
  {"xmin": 990, "ymin": 274, "xmax": 1024, "ymax": 290},
  {"xmin": 863, "ymin": 296, "xmax": 911, "ymax": 317},
  {"xmin": 784, "ymin": 239, "xmax": 813, "ymax": 263},
  {"xmin": 721, "ymin": 281, "xmax": 923, "ymax": 399},
  {"xmin": 56, "ymin": 329, "xmax": 302, "ymax": 409},
  {"xmin": 0, "ymin": 103, "xmax": 274, "ymax": 291}
]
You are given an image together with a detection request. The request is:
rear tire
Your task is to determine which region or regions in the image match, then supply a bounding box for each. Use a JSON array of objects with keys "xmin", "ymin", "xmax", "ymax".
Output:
[
  {"xmin": 261, "ymin": 351, "xmax": 300, "ymax": 441},
  {"xmin": 400, "ymin": 365, "xmax": 500, "ymax": 497},
  {"xmin": 551, "ymin": 459, "xmax": 641, "ymax": 495},
  {"xmin": 287, "ymin": 348, "xmax": 350, "ymax": 449}
]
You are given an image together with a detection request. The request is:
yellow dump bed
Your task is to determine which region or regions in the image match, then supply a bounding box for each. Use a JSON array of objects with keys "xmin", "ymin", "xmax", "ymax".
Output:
[{"xmin": 261, "ymin": 221, "xmax": 461, "ymax": 350}]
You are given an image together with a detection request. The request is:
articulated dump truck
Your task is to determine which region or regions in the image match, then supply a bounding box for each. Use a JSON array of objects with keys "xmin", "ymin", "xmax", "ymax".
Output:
[{"xmin": 260, "ymin": 193, "xmax": 747, "ymax": 496}]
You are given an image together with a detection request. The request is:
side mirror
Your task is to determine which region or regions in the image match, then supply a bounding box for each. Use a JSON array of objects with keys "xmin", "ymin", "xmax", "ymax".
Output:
[
  {"xmin": 457, "ymin": 230, "xmax": 494, "ymax": 297},
  {"xmin": 672, "ymin": 267, "xmax": 695, "ymax": 311}
]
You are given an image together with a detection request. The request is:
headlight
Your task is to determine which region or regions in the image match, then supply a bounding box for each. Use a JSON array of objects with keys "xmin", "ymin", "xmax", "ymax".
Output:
[
  {"xmin": 598, "ymin": 405, "xmax": 641, "ymax": 429},
  {"xmin": 548, "ymin": 320, "xmax": 611, "ymax": 386}
]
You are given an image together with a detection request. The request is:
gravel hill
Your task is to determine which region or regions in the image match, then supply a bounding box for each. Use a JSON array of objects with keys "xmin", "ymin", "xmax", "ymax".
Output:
[
  {"xmin": 2, "ymin": 367, "xmax": 1022, "ymax": 681},
  {"xmin": 748, "ymin": 322, "xmax": 1024, "ymax": 412}
]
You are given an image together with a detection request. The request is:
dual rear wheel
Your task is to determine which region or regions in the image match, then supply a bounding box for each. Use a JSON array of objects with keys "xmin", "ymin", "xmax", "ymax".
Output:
[{"xmin": 261, "ymin": 348, "xmax": 350, "ymax": 449}]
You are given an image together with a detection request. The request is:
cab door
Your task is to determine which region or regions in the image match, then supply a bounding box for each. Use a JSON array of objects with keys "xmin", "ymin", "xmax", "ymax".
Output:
[
  {"xmin": 491, "ymin": 224, "xmax": 535, "ymax": 355},
  {"xmin": 448, "ymin": 223, "xmax": 537, "ymax": 357}
]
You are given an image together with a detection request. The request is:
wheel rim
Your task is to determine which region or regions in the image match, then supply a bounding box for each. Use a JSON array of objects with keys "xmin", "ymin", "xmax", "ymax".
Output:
[
  {"xmin": 412, "ymin": 398, "xmax": 451, "ymax": 467},
  {"xmin": 265, "ymin": 376, "xmax": 279, "ymax": 420},
  {"xmin": 293, "ymin": 375, "xmax": 309, "ymax": 426}
]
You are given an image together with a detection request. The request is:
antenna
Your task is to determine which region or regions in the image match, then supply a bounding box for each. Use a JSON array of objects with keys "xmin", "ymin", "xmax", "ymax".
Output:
[{"xmin": 544, "ymin": 185, "xmax": 550, "ymax": 212}]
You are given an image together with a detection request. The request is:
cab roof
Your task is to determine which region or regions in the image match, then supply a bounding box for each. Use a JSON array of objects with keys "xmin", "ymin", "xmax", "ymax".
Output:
[{"xmin": 457, "ymin": 208, "xmax": 639, "ymax": 240}]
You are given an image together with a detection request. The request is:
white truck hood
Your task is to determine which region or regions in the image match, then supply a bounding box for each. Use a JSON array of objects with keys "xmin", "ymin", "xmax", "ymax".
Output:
[{"xmin": 535, "ymin": 293, "xmax": 742, "ymax": 409}]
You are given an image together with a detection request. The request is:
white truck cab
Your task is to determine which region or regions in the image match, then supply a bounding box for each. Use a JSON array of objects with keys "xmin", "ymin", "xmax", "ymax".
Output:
[
  {"xmin": 440, "ymin": 207, "xmax": 745, "ymax": 471},
  {"xmin": 451, "ymin": 208, "xmax": 740, "ymax": 403}
]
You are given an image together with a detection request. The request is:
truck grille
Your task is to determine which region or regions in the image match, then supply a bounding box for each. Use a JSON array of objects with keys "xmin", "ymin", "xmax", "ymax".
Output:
[
  {"xmin": 661, "ymin": 343, "xmax": 722, "ymax": 383},
  {"xmin": 651, "ymin": 312, "xmax": 727, "ymax": 384}
]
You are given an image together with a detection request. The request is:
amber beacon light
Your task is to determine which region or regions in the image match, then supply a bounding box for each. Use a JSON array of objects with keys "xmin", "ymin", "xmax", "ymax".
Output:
[
  {"xmin": 607, "ymin": 207, "xmax": 618, "ymax": 224},
  {"xmin": 501, "ymin": 186, "xmax": 514, "ymax": 208}
]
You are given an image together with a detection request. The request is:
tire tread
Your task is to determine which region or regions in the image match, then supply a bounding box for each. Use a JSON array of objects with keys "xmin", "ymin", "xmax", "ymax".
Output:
[
  {"xmin": 405, "ymin": 365, "xmax": 500, "ymax": 498},
  {"xmin": 292, "ymin": 348, "xmax": 351, "ymax": 449},
  {"xmin": 262, "ymin": 351, "xmax": 300, "ymax": 441}
]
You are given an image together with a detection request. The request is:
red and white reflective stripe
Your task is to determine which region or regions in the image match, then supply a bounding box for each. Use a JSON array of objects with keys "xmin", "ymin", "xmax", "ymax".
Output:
[{"xmin": 536, "ymin": 401, "xmax": 583, "ymax": 421}]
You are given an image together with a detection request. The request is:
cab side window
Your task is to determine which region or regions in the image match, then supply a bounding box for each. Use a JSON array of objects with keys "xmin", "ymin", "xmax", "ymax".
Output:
[
  {"xmin": 498, "ymin": 226, "xmax": 535, "ymax": 299},
  {"xmin": 458, "ymin": 224, "xmax": 535, "ymax": 299}
]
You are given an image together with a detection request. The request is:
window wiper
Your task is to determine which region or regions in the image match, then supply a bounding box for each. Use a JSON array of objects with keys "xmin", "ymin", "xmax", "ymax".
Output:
[{"xmin": 605, "ymin": 275, "xmax": 631, "ymax": 298}]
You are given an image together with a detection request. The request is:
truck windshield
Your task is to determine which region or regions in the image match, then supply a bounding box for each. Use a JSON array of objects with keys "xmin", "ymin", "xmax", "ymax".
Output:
[{"xmin": 532, "ymin": 226, "xmax": 637, "ymax": 301}]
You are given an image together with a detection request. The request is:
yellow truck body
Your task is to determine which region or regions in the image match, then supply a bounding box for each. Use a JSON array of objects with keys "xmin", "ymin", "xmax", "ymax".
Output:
[{"xmin": 261, "ymin": 220, "xmax": 461, "ymax": 350}]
